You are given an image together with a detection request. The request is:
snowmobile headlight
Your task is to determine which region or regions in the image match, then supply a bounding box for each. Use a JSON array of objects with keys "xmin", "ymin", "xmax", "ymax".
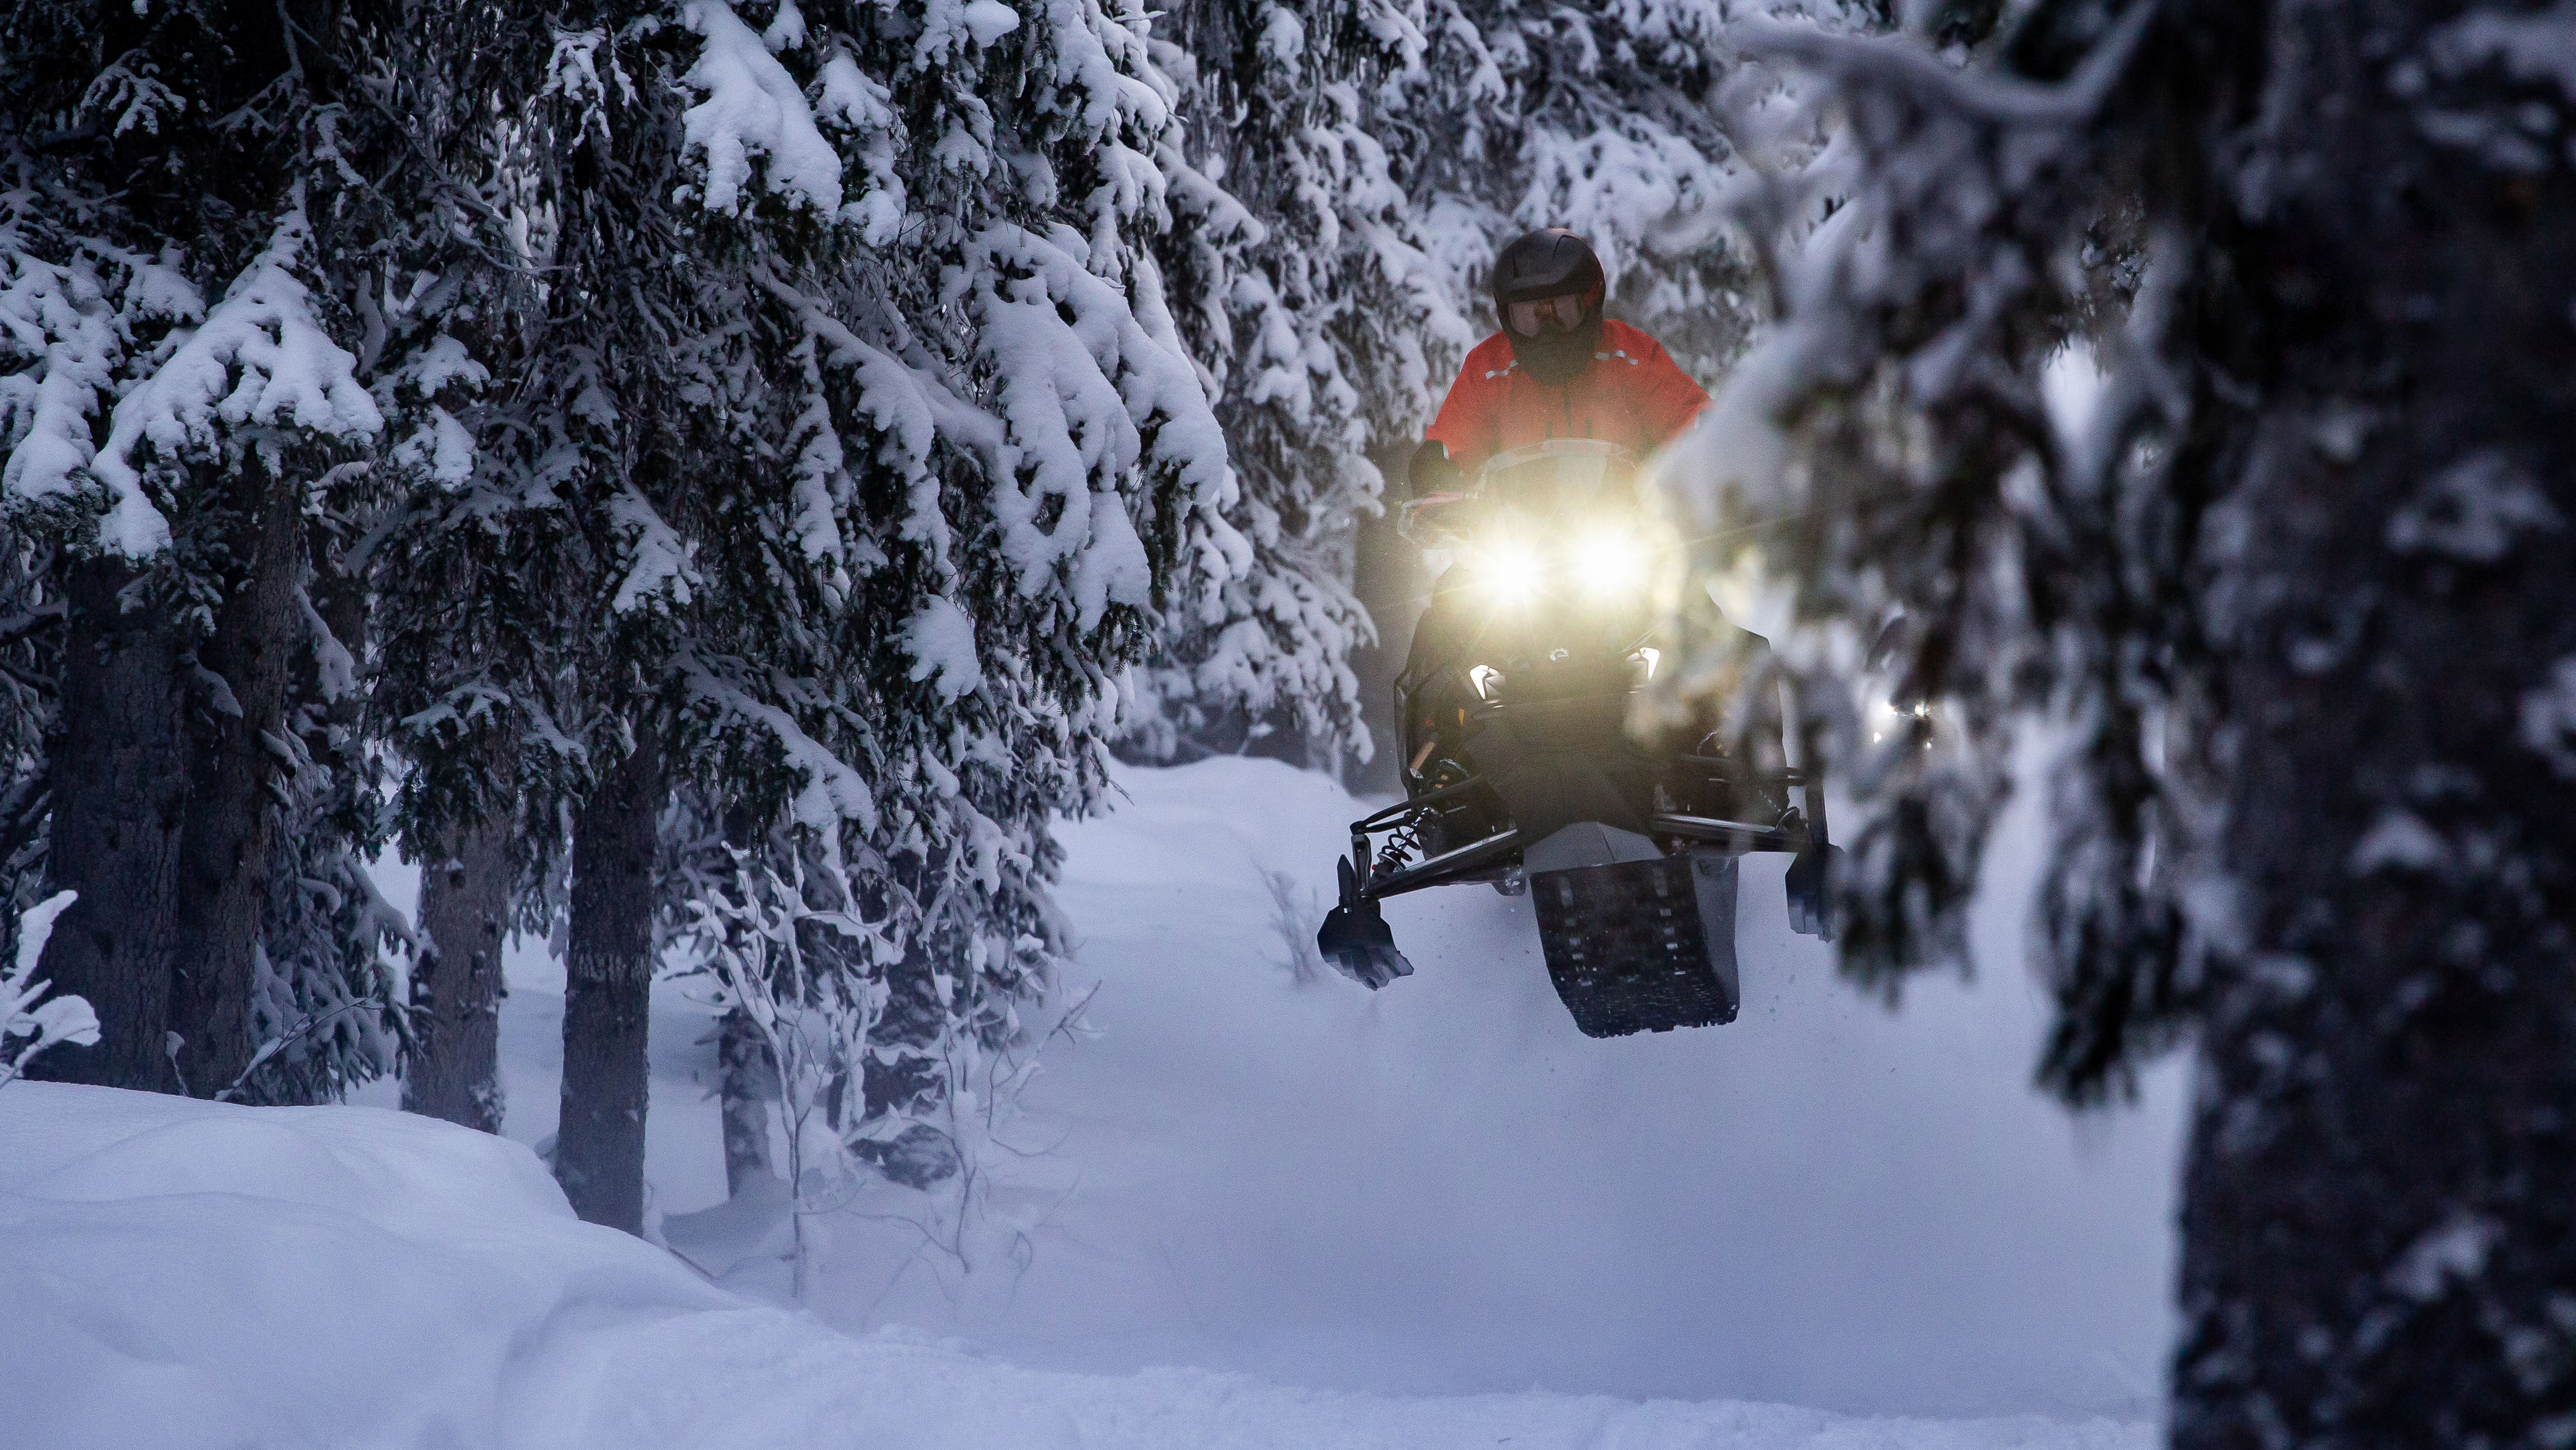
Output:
[
  {"xmin": 1569, "ymin": 529, "xmax": 1650, "ymax": 600},
  {"xmin": 1477, "ymin": 538, "xmax": 1545, "ymax": 608}
]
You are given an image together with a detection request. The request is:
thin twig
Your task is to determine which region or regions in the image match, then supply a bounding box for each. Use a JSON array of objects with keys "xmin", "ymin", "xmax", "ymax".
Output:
[{"xmin": 214, "ymin": 998, "xmax": 373, "ymax": 1102}]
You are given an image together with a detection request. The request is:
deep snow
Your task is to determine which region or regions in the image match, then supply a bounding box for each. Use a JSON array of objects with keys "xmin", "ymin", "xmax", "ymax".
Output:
[
  {"xmin": 0, "ymin": 1078, "xmax": 2151, "ymax": 1449},
  {"xmin": 0, "ymin": 756, "xmax": 2184, "ymax": 1446},
  {"xmin": 350, "ymin": 754, "xmax": 2184, "ymax": 1423},
  {"xmin": 807, "ymin": 758, "xmax": 2185, "ymax": 1419}
]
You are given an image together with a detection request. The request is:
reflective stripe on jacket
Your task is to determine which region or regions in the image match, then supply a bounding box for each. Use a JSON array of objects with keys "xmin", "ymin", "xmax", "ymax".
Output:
[{"xmin": 1422, "ymin": 321, "xmax": 1713, "ymax": 483}]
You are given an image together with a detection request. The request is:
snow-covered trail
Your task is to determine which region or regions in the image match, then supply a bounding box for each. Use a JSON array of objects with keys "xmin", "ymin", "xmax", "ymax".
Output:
[
  {"xmin": 0, "ymin": 1084, "xmax": 2150, "ymax": 1449},
  {"xmin": 711, "ymin": 758, "xmax": 2187, "ymax": 1420},
  {"xmin": 374, "ymin": 757, "xmax": 2183, "ymax": 1419},
  {"xmin": 0, "ymin": 758, "xmax": 2183, "ymax": 1447}
]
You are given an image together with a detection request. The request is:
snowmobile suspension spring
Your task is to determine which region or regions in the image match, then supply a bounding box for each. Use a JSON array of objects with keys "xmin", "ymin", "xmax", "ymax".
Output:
[{"xmin": 1376, "ymin": 815, "xmax": 1427, "ymax": 879}]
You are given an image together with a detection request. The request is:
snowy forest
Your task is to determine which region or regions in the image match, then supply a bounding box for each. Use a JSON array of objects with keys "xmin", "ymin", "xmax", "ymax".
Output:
[{"xmin": 4, "ymin": 0, "xmax": 2573, "ymax": 1446}]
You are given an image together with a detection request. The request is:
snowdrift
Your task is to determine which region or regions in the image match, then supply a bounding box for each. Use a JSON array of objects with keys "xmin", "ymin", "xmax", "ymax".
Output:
[{"xmin": 0, "ymin": 1081, "xmax": 2150, "ymax": 1449}]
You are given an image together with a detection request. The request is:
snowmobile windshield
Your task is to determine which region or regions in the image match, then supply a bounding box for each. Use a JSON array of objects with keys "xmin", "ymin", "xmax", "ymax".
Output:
[
  {"xmin": 1474, "ymin": 440, "xmax": 1637, "ymax": 518},
  {"xmin": 1398, "ymin": 441, "xmax": 1640, "ymax": 549}
]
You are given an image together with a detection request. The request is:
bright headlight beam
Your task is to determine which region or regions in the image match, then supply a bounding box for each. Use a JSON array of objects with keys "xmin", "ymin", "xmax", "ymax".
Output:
[
  {"xmin": 1478, "ymin": 538, "xmax": 1544, "ymax": 608},
  {"xmin": 1570, "ymin": 529, "xmax": 1649, "ymax": 598}
]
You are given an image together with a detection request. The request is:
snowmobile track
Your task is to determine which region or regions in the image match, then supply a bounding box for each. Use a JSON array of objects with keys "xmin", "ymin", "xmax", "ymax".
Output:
[{"xmin": 1532, "ymin": 854, "xmax": 1740, "ymax": 1037}]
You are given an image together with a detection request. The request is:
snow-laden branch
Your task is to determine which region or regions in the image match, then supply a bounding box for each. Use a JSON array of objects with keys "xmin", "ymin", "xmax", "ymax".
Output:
[
  {"xmin": 0, "ymin": 221, "xmax": 200, "ymax": 516},
  {"xmin": 1731, "ymin": 4, "xmax": 2157, "ymax": 127},
  {"xmin": 682, "ymin": 657, "xmax": 879, "ymax": 834},
  {"xmin": 1, "ymin": 891, "xmax": 96, "ymax": 1091},
  {"xmin": 679, "ymin": 0, "xmax": 846, "ymax": 215},
  {"xmin": 608, "ymin": 486, "xmax": 700, "ymax": 614},
  {"xmin": 0, "ymin": 255, "xmax": 142, "ymax": 511},
  {"xmin": 86, "ymin": 207, "xmax": 381, "ymax": 555},
  {"xmin": 962, "ymin": 223, "xmax": 1226, "ymax": 629}
]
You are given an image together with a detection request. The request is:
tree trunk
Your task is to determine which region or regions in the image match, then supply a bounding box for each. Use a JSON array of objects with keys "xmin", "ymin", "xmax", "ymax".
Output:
[
  {"xmin": 718, "ymin": 1005, "xmax": 775, "ymax": 1195},
  {"xmin": 167, "ymin": 469, "xmax": 304, "ymax": 1099},
  {"xmin": 2170, "ymin": 4, "xmax": 2576, "ymax": 1441},
  {"xmin": 402, "ymin": 806, "xmax": 513, "ymax": 1132},
  {"xmin": 557, "ymin": 729, "xmax": 661, "ymax": 1232},
  {"xmin": 27, "ymin": 556, "xmax": 190, "ymax": 1091}
]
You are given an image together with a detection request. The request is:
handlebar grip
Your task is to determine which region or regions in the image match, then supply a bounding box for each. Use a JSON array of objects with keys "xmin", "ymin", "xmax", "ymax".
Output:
[{"xmin": 1409, "ymin": 439, "xmax": 1463, "ymax": 498}]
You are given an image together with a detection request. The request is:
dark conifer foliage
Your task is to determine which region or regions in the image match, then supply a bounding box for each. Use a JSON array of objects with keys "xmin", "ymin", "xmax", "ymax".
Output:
[
  {"xmin": 1671, "ymin": 1, "xmax": 2576, "ymax": 1439},
  {"xmin": 0, "ymin": 0, "xmax": 425, "ymax": 1099},
  {"xmin": 369, "ymin": 0, "xmax": 1243, "ymax": 1223}
]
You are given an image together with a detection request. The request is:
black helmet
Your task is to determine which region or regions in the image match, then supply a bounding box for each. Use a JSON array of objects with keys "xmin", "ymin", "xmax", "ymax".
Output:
[{"xmin": 1490, "ymin": 229, "xmax": 1606, "ymax": 386}]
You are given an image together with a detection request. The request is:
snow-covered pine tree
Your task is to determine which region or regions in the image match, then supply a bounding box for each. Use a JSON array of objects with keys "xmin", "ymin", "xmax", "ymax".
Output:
[
  {"xmin": 1125, "ymin": 0, "xmax": 1453, "ymax": 771},
  {"xmin": 319, "ymin": 1, "xmax": 552, "ymax": 1132},
  {"xmin": 0, "ymin": 0, "xmax": 411, "ymax": 1099},
  {"xmin": 650, "ymin": 0, "xmax": 1235, "ymax": 1199},
  {"xmin": 1665, "ymin": 1, "xmax": 2576, "ymax": 1439},
  {"xmin": 374, "ymin": 0, "xmax": 1231, "ymax": 1228},
  {"xmin": 364, "ymin": 0, "xmax": 751, "ymax": 1227},
  {"xmin": 220, "ymin": 0, "xmax": 542, "ymax": 1107}
]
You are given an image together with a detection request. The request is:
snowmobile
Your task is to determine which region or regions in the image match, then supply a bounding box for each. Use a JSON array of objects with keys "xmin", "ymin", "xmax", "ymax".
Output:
[{"xmin": 1316, "ymin": 439, "xmax": 1840, "ymax": 1038}]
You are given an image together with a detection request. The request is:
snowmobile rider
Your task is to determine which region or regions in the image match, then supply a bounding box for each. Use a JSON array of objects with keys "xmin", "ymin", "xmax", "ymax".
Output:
[
  {"xmin": 1393, "ymin": 228, "xmax": 1716, "ymax": 793},
  {"xmin": 1412, "ymin": 228, "xmax": 1711, "ymax": 494}
]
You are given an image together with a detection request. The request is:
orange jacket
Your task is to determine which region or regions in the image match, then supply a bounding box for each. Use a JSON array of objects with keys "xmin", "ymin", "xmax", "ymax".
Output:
[{"xmin": 1422, "ymin": 320, "xmax": 1712, "ymax": 483}]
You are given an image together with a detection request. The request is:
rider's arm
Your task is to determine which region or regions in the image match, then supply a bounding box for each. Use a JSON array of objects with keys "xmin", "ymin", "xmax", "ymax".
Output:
[
  {"xmin": 1629, "ymin": 332, "xmax": 1715, "ymax": 451},
  {"xmin": 1422, "ymin": 335, "xmax": 1516, "ymax": 482},
  {"xmin": 1408, "ymin": 440, "xmax": 1463, "ymax": 495}
]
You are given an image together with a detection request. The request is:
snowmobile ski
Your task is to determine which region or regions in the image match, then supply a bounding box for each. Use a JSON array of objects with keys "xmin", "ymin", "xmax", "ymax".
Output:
[{"xmin": 1318, "ymin": 855, "xmax": 1415, "ymax": 988}]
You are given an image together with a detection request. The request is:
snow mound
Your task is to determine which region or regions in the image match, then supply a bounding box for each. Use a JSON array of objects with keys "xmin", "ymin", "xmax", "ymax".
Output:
[
  {"xmin": 0, "ymin": 1082, "xmax": 2147, "ymax": 1449},
  {"xmin": 0, "ymin": 1083, "xmax": 733, "ymax": 1448}
]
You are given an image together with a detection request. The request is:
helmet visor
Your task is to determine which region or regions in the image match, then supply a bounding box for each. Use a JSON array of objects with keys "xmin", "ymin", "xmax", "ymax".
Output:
[{"xmin": 1506, "ymin": 292, "xmax": 1590, "ymax": 338}]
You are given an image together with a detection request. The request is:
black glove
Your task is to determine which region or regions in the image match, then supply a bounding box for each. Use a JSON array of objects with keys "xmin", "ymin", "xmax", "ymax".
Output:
[{"xmin": 1409, "ymin": 439, "xmax": 1463, "ymax": 497}]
